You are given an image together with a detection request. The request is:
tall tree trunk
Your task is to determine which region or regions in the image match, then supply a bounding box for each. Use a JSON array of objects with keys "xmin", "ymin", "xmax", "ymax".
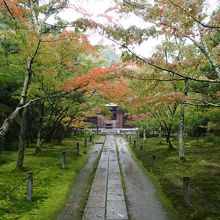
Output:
[
  {"xmin": 166, "ymin": 126, "xmax": 174, "ymax": 150},
  {"xmin": 0, "ymin": 137, "xmax": 4, "ymax": 153},
  {"xmin": 17, "ymin": 106, "xmax": 29, "ymax": 169},
  {"xmin": 58, "ymin": 127, "xmax": 65, "ymax": 143},
  {"xmin": 158, "ymin": 126, "xmax": 162, "ymax": 143},
  {"xmin": 179, "ymin": 103, "xmax": 185, "ymax": 161},
  {"xmin": 16, "ymin": 57, "xmax": 33, "ymax": 169},
  {"xmin": 35, "ymin": 102, "xmax": 44, "ymax": 154},
  {"xmin": 178, "ymin": 79, "xmax": 189, "ymax": 161}
]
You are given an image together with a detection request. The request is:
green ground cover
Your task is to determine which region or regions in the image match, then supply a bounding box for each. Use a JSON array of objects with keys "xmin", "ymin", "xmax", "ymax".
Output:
[
  {"xmin": 0, "ymin": 135, "xmax": 93, "ymax": 220},
  {"xmin": 128, "ymin": 135, "xmax": 220, "ymax": 220}
]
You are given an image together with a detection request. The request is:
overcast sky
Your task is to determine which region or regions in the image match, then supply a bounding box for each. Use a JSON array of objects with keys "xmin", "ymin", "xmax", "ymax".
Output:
[{"xmin": 50, "ymin": 0, "xmax": 220, "ymax": 57}]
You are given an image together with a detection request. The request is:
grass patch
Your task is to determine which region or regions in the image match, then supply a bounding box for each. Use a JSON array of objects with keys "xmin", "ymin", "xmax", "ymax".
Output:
[
  {"xmin": 127, "ymin": 135, "xmax": 220, "ymax": 220},
  {"xmin": 0, "ymin": 135, "xmax": 94, "ymax": 220}
]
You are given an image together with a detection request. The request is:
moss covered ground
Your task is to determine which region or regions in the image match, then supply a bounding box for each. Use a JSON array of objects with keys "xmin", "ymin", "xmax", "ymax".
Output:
[
  {"xmin": 128, "ymin": 135, "xmax": 220, "ymax": 220},
  {"xmin": 0, "ymin": 135, "xmax": 93, "ymax": 220}
]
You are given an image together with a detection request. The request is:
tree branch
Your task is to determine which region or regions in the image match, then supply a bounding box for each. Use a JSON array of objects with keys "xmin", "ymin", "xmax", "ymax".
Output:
[
  {"xmin": 167, "ymin": 0, "xmax": 220, "ymax": 30},
  {"xmin": 123, "ymin": 0, "xmax": 146, "ymax": 10},
  {"xmin": 3, "ymin": 0, "xmax": 16, "ymax": 21},
  {"xmin": 188, "ymin": 35, "xmax": 220, "ymax": 79},
  {"xmin": 104, "ymin": 34, "xmax": 220, "ymax": 84},
  {"xmin": 0, "ymin": 98, "xmax": 40, "ymax": 136}
]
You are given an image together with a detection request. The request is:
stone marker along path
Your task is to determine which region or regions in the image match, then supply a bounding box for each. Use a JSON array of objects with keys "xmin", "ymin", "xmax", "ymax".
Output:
[
  {"xmin": 57, "ymin": 136, "xmax": 106, "ymax": 220},
  {"xmin": 82, "ymin": 134, "xmax": 170, "ymax": 220},
  {"xmin": 82, "ymin": 135, "xmax": 128, "ymax": 220},
  {"xmin": 115, "ymin": 136, "xmax": 169, "ymax": 220}
]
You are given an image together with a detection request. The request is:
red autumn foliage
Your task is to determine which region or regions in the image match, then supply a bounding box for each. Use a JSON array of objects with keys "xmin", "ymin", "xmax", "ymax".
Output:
[
  {"xmin": 146, "ymin": 92, "xmax": 187, "ymax": 105},
  {"xmin": 130, "ymin": 114, "xmax": 151, "ymax": 122},
  {"xmin": 65, "ymin": 63, "xmax": 122, "ymax": 92},
  {"xmin": 95, "ymin": 78, "xmax": 131, "ymax": 101},
  {"xmin": 0, "ymin": 0, "xmax": 23, "ymax": 17}
]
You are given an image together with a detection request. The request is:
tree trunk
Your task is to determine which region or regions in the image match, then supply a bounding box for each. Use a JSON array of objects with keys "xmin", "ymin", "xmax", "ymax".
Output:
[
  {"xmin": 58, "ymin": 127, "xmax": 65, "ymax": 143},
  {"xmin": 179, "ymin": 104, "xmax": 185, "ymax": 161},
  {"xmin": 35, "ymin": 130, "xmax": 43, "ymax": 154},
  {"xmin": 0, "ymin": 137, "xmax": 4, "ymax": 153},
  {"xmin": 17, "ymin": 106, "xmax": 28, "ymax": 169},
  {"xmin": 16, "ymin": 57, "xmax": 33, "ymax": 169},
  {"xmin": 166, "ymin": 127, "xmax": 174, "ymax": 150},
  {"xmin": 166, "ymin": 136, "xmax": 173, "ymax": 150},
  {"xmin": 178, "ymin": 79, "xmax": 188, "ymax": 161},
  {"xmin": 35, "ymin": 102, "xmax": 44, "ymax": 154},
  {"xmin": 143, "ymin": 129, "xmax": 146, "ymax": 142},
  {"xmin": 158, "ymin": 126, "xmax": 162, "ymax": 143}
]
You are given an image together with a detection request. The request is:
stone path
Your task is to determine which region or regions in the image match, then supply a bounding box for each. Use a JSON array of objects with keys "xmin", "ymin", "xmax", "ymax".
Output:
[
  {"xmin": 82, "ymin": 135, "xmax": 128, "ymax": 220},
  {"xmin": 57, "ymin": 136, "xmax": 105, "ymax": 220},
  {"xmin": 115, "ymin": 136, "xmax": 170, "ymax": 220}
]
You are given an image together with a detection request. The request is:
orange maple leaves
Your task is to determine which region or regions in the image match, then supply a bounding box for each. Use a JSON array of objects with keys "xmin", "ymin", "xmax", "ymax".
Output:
[
  {"xmin": 66, "ymin": 63, "xmax": 121, "ymax": 91},
  {"xmin": 146, "ymin": 91, "xmax": 187, "ymax": 105},
  {"xmin": 0, "ymin": 0, "xmax": 28, "ymax": 24},
  {"xmin": 65, "ymin": 62, "xmax": 133, "ymax": 104}
]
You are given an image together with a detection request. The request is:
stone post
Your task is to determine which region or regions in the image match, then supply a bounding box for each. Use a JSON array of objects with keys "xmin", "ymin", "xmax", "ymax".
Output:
[
  {"xmin": 27, "ymin": 171, "xmax": 33, "ymax": 201},
  {"xmin": 84, "ymin": 138, "xmax": 87, "ymax": 148},
  {"xmin": 133, "ymin": 140, "xmax": 136, "ymax": 148},
  {"xmin": 89, "ymin": 135, "xmax": 92, "ymax": 143},
  {"xmin": 140, "ymin": 145, "xmax": 143, "ymax": 152},
  {"xmin": 62, "ymin": 152, "xmax": 66, "ymax": 169},
  {"xmin": 76, "ymin": 142, "xmax": 80, "ymax": 155},
  {"xmin": 183, "ymin": 177, "xmax": 190, "ymax": 206}
]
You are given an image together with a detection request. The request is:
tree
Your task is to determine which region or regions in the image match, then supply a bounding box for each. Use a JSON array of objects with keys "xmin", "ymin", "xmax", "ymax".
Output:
[
  {"xmin": 0, "ymin": 0, "xmax": 105, "ymax": 168},
  {"xmin": 88, "ymin": 0, "xmax": 220, "ymax": 159}
]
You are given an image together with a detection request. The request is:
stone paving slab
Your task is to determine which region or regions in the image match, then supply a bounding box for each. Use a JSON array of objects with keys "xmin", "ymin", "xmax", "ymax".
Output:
[
  {"xmin": 82, "ymin": 208, "xmax": 105, "ymax": 220},
  {"xmin": 108, "ymin": 179, "xmax": 122, "ymax": 185},
  {"xmin": 108, "ymin": 173, "xmax": 121, "ymax": 180},
  {"xmin": 107, "ymin": 190, "xmax": 125, "ymax": 201},
  {"xmin": 86, "ymin": 193, "xmax": 106, "ymax": 208},
  {"xmin": 82, "ymin": 135, "xmax": 128, "ymax": 220},
  {"xmin": 109, "ymin": 167, "xmax": 120, "ymax": 173},
  {"xmin": 90, "ymin": 185, "xmax": 106, "ymax": 194},
  {"xmin": 93, "ymin": 175, "xmax": 108, "ymax": 182},
  {"xmin": 106, "ymin": 200, "xmax": 128, "ymax": 220},
  {"xmin": 108, "ymin": 182, "xmax": 123, "ymax": 189}
]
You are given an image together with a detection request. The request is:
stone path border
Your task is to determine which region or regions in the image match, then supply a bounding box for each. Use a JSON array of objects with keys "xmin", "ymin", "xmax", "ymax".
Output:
[
  {"xmin": 57, "ymin": 136, "xmax": 105, "ymax": 220},
  {"xmin": 82, "ymin": 135, "xmax": 128, "ymax": 220},
  {"xmin": 115, "ymin": 136, "xmax": 170, "ymax": 220}
]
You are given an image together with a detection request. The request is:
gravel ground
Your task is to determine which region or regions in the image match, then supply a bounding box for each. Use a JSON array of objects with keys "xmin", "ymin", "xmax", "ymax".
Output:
[
  {"xmin": 57, "ymin": 135, "xmax": 171, "ymax": 220},
  {"xmin": 115, "ymin": 136, "xmax": 170, "ymax": 220},
  {"xmin": 56, "ymin": 140, "xmax": 104, "ymax": 220}
]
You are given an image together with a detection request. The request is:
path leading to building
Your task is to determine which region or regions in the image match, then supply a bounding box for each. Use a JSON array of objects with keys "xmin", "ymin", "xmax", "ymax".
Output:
[
  {"xmin": 57, "ymin": 136, "xmax": 105, "ymax": 220},
  {"xmin": 82, "ymin": 135, "xmax": 170, "ymax": 220},
  {"xmin": 115, "ymin": 136, "xmax": 170, "ymax": 220},
  {"xmin": 82, "ymin": 135, "xmax": 128, "ymax": 220}
]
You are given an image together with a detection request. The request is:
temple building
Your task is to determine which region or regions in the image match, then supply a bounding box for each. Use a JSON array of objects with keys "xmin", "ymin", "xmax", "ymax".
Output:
[{"xmin": 87, "ymin": 103, "xmax": 129, "ymax": 129}]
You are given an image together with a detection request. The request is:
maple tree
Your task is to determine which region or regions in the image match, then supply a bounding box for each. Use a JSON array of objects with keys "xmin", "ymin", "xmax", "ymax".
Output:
[
  {"xmin": 69, "ymin": 0, "xmax": 220, "ymax": 159},
  {"xmin": 97, "ymin": 0, "xmax": 220, "ymax": 159},
  {"xmin": 1, "ymin": 0, "xmax": 220, "ymax": 166},
  {"xmin": 0, "ymin": 0, "xmax": 113, "ymax": 167}
]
